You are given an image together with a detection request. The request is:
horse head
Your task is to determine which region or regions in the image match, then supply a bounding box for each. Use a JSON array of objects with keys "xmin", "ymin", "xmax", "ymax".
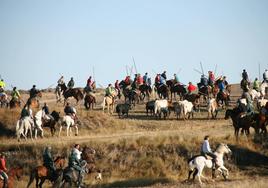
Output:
[
  {"xmin": 9, "ymin": 166, "xmax": 23, "ymax": 180},
  {"xmin": 216, "ymin": 143, "xmax": 232, "ymax": 156},
  {"xmin": 54, "ymin": 156, "xmax": 66, "ymax": 169}
]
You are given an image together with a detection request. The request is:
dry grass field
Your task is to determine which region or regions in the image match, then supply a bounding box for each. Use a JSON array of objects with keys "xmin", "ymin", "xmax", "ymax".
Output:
[{"xmin": 0, "ymin": 84, "xmax": 268, "ymax": 188}]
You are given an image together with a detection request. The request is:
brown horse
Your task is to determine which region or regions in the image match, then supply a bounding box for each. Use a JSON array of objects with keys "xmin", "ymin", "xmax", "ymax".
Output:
[
  {"xmin": 63, "ymin": 88, "xmax": 84, "ymax": 105},
  {"xmin": 9, "ymin": 98, "xmax": 21, "ymax": 109},
  {"xmin": 0, "ymin": 167, "xmax": 23, "ymax": 188},
  {"xmin": 84, "ymin": 94, "xmax": 96, "ymax": 110},
  {"xmin": 255, "ymin": 112, "xmax": 268, "ymax": 135},
  {"xmin": 27, "ymin": 91, "xmax": 42, "ymax": 109},
  {"xmin": 27, "ymin": 156, "xmax": 65, "ymax": 188}
]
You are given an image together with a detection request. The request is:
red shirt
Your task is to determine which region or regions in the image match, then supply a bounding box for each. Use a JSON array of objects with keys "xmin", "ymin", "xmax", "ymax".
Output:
[
  {"xmin": 125, "ymin": 76, "xmax": 130, "ymax": 85},
  {"xmin": 0, "ymin": 158, "xmax": 7, "ymax": 172},
  {"xmin": 87, "ymin": 78, "xmax": 92, "ymax": 87},
  {"xmin": 188, "ymin": 84, "xmax": 196, "ymax": 92},
  {"xmin": 137, "ymin": 76, "xmax": 143, "ymax": 84}
]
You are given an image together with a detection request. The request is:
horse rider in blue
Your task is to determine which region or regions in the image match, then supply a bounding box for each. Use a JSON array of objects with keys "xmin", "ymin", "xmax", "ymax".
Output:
[
  {"xmin": 43, "ymin": 146, "xmax": 57, "ymax": 179},
  {"xmin": 143, "ymin": 73, "xmax": 148, "ymax": 85},
  {"xmin": 159, "ymin": 75, "xmax": 166, "ymax": 87},
  {"xmin": 161, "ymin": 71, "xmax": 167, "ymax": 80},
  {"xmin": 201, "ymin": 135, "xmax": 217, "ymax": 169},
  {"xmin": 68, "ymin": 144, "xmax": 84, "ymax": 187}
]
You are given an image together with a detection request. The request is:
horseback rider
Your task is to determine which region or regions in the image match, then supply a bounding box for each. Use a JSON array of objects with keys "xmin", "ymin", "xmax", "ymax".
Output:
[
  {"xmin": 174, "ymin": 73, "xmax": 180, "ymax": 85},
  {"xmin": 201, "ymin": 135, "xmax": 217, "ymax": 169},
  {"xmin": 154, "ymin": 74, "xmax": 161, "ymax": 87},
  {"xmin": 159, "ymin": 75, "xmax": 166, "ymax": 86},
  {"xmin": 105, "ymin": 84, "xmax": 114, "ymax": 97},
  {"xmin": 114, "ymin": 80, "xmax": 120, "ymax": 96},
  {"xmin": 64, "ymin": 103, "xmax": 77, "ymax": 119},
  {"xmin": 42, "ymin": 103, "xmax": 54, "ymax": 121},
  {"xmin": 199, "ymin": 74, "xmax": 208, "ymax": 88},
  {"xmin": 87, "ymin": 76, "xmax": 93, "ymax": 88},
  {"xmin": 57, "ymin": 76, "xmax": 65, "ymax": 87},
  {"xmin": 67, "ymin": 77, "xmax": 75, "ymax": 89},
  {"xmin": 143, "ymin": 73, "xmax": 148, "ymax": 85},
  {"xmin": 261, "ymin": 101, "xmax": 268, "ymax": 115},
  {"xmin": 124, "ymin": 75, "xmax": 131, "ymax": 86},
  {"xmin": 11, "ymin": 87, "xmax": 21, "ymax": 102},
  {"xmin": 68, "ymin": 144, "xmax": 84, "ymax": 187},
  {"xmin": 187, "ymin": 82, "xmax": 196, "ymax": 94},
  {"xmin": 136, "ymin": 73, "xmax": 143, "ymax": 88},
  {"xmin": 242, "ymin": 69, "xmax": 249, "ymax": 82},
  {"xmin": 161, "ymin": 71, "xmax": 167, "ymax": 80},
  {"xmin": 208, "ymin": 71, "xmax": 215, "ymax": 87},
  {"xmin": 218, "ymin": 77, "xmax": 225, "ymax": 93},
  {"xmin": 0, "ymin": 153, "xmax": 8, "ymax": 188},
  {"xmin": 29, "ymin": 85, "xmax": 39, "ymax": 99},
  {"xmin": 0, "ymin": 79, "xmax": 6, "ymax": 93},
  {"xmin": 241, "ymin": 89, "xmax": 254, "ymax": 114},
  {"xmin": 43, "ymin": 146, "xmax": 57, "ymax": 179},
  {"xmin": 253, "ymin": 78, "xmax": 260, "ymax": 91},
  {"xmin": 263, "ymin": 69, "xmax": 268, "ymax": 83}
]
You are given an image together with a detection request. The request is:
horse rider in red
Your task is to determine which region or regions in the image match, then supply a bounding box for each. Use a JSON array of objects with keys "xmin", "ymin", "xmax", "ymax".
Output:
[
  {"xmin": 0, "ymin": 153, "xmax": 8, "ymax": 188},
  {"xmin": 114, "ymin": 80, "xmax": 120, "ymax": 96},
  {"xmin": 187, "ymin": 82, "xmax": 197, "ymax": 94},
  {"xmin": 154, "ymin": 74, "xmax": 161, "ymax": 87},
  {"xmin": 124, "ymin": 76, "xmax": 131, "ymax": 85},
  {"xmin": 208, "ymin": 71, "xmax": 215, "ymax": 87}
]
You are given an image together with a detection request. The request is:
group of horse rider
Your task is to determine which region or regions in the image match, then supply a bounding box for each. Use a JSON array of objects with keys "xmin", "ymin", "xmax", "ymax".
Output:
[{"xmin": 43, "ymin": 144, "xmax": 85, "ymax": 187}]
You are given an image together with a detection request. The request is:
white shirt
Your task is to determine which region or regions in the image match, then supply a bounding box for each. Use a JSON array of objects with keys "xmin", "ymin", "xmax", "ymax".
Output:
[
  {"xmin": 264, "ymin": 71, "xmax": 268, "ymax": 80},
  {"xmin": 201, "ymin": 140, "xmax": 212, "ymax": 153},
  {"xmin": 73, "ymin": 148, "xmax": 82, "ymax": 160}
]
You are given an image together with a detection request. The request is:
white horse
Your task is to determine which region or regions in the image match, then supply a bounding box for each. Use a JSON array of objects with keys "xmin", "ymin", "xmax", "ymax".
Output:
[
  {"xmin": 34, "ymin": 110, "xmax": 44, "ymax": 139},
  {"xmin": 102, "ymin": 91, "xmax": 117, "ymax": 114},
  {"xmin": 58, "ymin": 115, "xmax": 78, "ymax": 136},
  {"xmin": 16, "ymin": 116, "xmax": 34, "ymax": 142},
  {"xmin": 188, "ymin": 143, "xmax": 232, "ymax": 185},
  {"xmin": 249, "ymin": 89, "xmax": 261, "ymax": 101},
  {"xmin": 260, "ymin": 82, "xmax": 268, "ymax": 99}
]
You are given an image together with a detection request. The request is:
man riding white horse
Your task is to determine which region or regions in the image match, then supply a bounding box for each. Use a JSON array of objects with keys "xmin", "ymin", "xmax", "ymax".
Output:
[{"xmin": 201, "ymin": 136, "xmax": 217, "ymax": 169}]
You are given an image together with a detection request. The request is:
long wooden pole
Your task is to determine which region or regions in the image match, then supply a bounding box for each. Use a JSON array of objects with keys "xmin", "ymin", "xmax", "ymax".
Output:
[
  {"xmin": 133, "ymin": 57, "xmax": 138, "ymax": 74},
  {"xmin": 200, "ymin": 61, "xmax": 204, "ymax": 75}
]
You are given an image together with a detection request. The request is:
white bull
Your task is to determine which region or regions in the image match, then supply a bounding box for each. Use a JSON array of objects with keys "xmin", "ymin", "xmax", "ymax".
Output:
[
  {"xmin": 207, "ymin": 98, "xmax": 218, "ymax": 119},
  {"xmin": 154, "ymin": 99, "xmax": 169, "ymax": 119},
  {"xmin": 179, "ymin": 100, "xmax": 194, "ymax": 120}
]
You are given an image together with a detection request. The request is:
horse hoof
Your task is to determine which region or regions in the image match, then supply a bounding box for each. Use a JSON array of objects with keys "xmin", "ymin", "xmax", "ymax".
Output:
[{"xmin": 75, "ymin": 134, "xmax": 78, "ymax": 136}]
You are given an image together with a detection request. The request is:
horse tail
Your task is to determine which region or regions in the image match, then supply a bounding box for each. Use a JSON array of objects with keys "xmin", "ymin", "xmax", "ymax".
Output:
[
  {"xmin": 101, "ymin": 97, "xmax": 106, "ymax": 108},
  {"xmin": 26, "ymin": 168, "xmax": 36, "ymax": 188}
]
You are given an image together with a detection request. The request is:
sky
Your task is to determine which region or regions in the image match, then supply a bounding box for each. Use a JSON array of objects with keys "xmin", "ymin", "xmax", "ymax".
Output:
[{"xmin": 0, "ymin": 0, "xmax": 268, "ymax": 89}]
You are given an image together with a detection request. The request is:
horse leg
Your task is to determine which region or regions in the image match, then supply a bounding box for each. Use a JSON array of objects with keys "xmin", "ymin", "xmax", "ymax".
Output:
[
  {"xmin": 75, "ymin": 125, "xmax": 78, "ymax": 136},
  {"xmin": 26, "ymin": 169, "xmax": 35, "ymax": 188},
  {"xmin": 67, "ymin": 125, "xmax": 69, "ymax": 136},
  {"xmin": 58, "ymin": 126, "xmax": 62, "ymax": 137},
  {"xmin": 38, "ymin": 178, "xmax": 46, "ymax": 188}
]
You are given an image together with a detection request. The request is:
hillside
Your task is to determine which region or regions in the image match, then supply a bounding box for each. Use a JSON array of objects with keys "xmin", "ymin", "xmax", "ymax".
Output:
[{"xmin": 0, "ymin": 84, "xmax": 268, "ymax": 188}]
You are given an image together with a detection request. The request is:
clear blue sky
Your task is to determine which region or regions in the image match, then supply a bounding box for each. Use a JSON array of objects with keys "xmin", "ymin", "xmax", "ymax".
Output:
[{"xmin": 1, "ymin": 0, "xmax": 268, "ymax": 89}]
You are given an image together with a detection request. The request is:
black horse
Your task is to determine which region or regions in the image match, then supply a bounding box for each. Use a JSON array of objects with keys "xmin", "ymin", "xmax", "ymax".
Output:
[
  {"xmin": 170, "ymin": 84, "xmax": 187, "ymax": 101},
  {"xmin": 139, "ymin": 84, "xmax": 152, "ymax": 101},
  {"xmin": 224, "ymin": 108, "xmax": 257, "ymax": 140},
  {"xmin": 43, "ymin": 111, "xmax": 61, "ymax": 136},
  {"xmin": 156, "ymin": 84, "xmax": 169, "ymax": 99}
]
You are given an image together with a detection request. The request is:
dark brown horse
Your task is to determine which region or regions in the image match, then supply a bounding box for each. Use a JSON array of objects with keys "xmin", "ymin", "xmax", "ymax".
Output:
[
  {"xmin": 170, "ymin": 84, "xmax": 187, "ymax": 101},
  {"xmin": 0, "ymin": 167, "xmax": 23, "ymax": 188},
  {"xmin": 57, "ymin": 84, "xmax": 84, "ymax": 104},
  {"xmin": 255, "ymin": 111, "xmax": 268, "ymax": 135},
  {"xmin": 224, "ymin": 108, "xmax": 256, "ymax": 140},
  {"xmin": 139, "ymin": 84, "xmax": 152, "ymax": 101},
  {"xmin": 42, "ymin": 111, "xmax": 61, "ymax": 136},
  {"xmin": 9, "ymin": 98, "xmax": 21, "ymax": 109},
  {"xmin": 156, "ymin": 84, "xmax": 169, "ymax": 99},
  {"xmin": 27, "ymin": 156, "xmax": 65, "ymax": 188},
  {"xmin": 84, "ymin": 94, "xmax": 96, "ymax": 110}
]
